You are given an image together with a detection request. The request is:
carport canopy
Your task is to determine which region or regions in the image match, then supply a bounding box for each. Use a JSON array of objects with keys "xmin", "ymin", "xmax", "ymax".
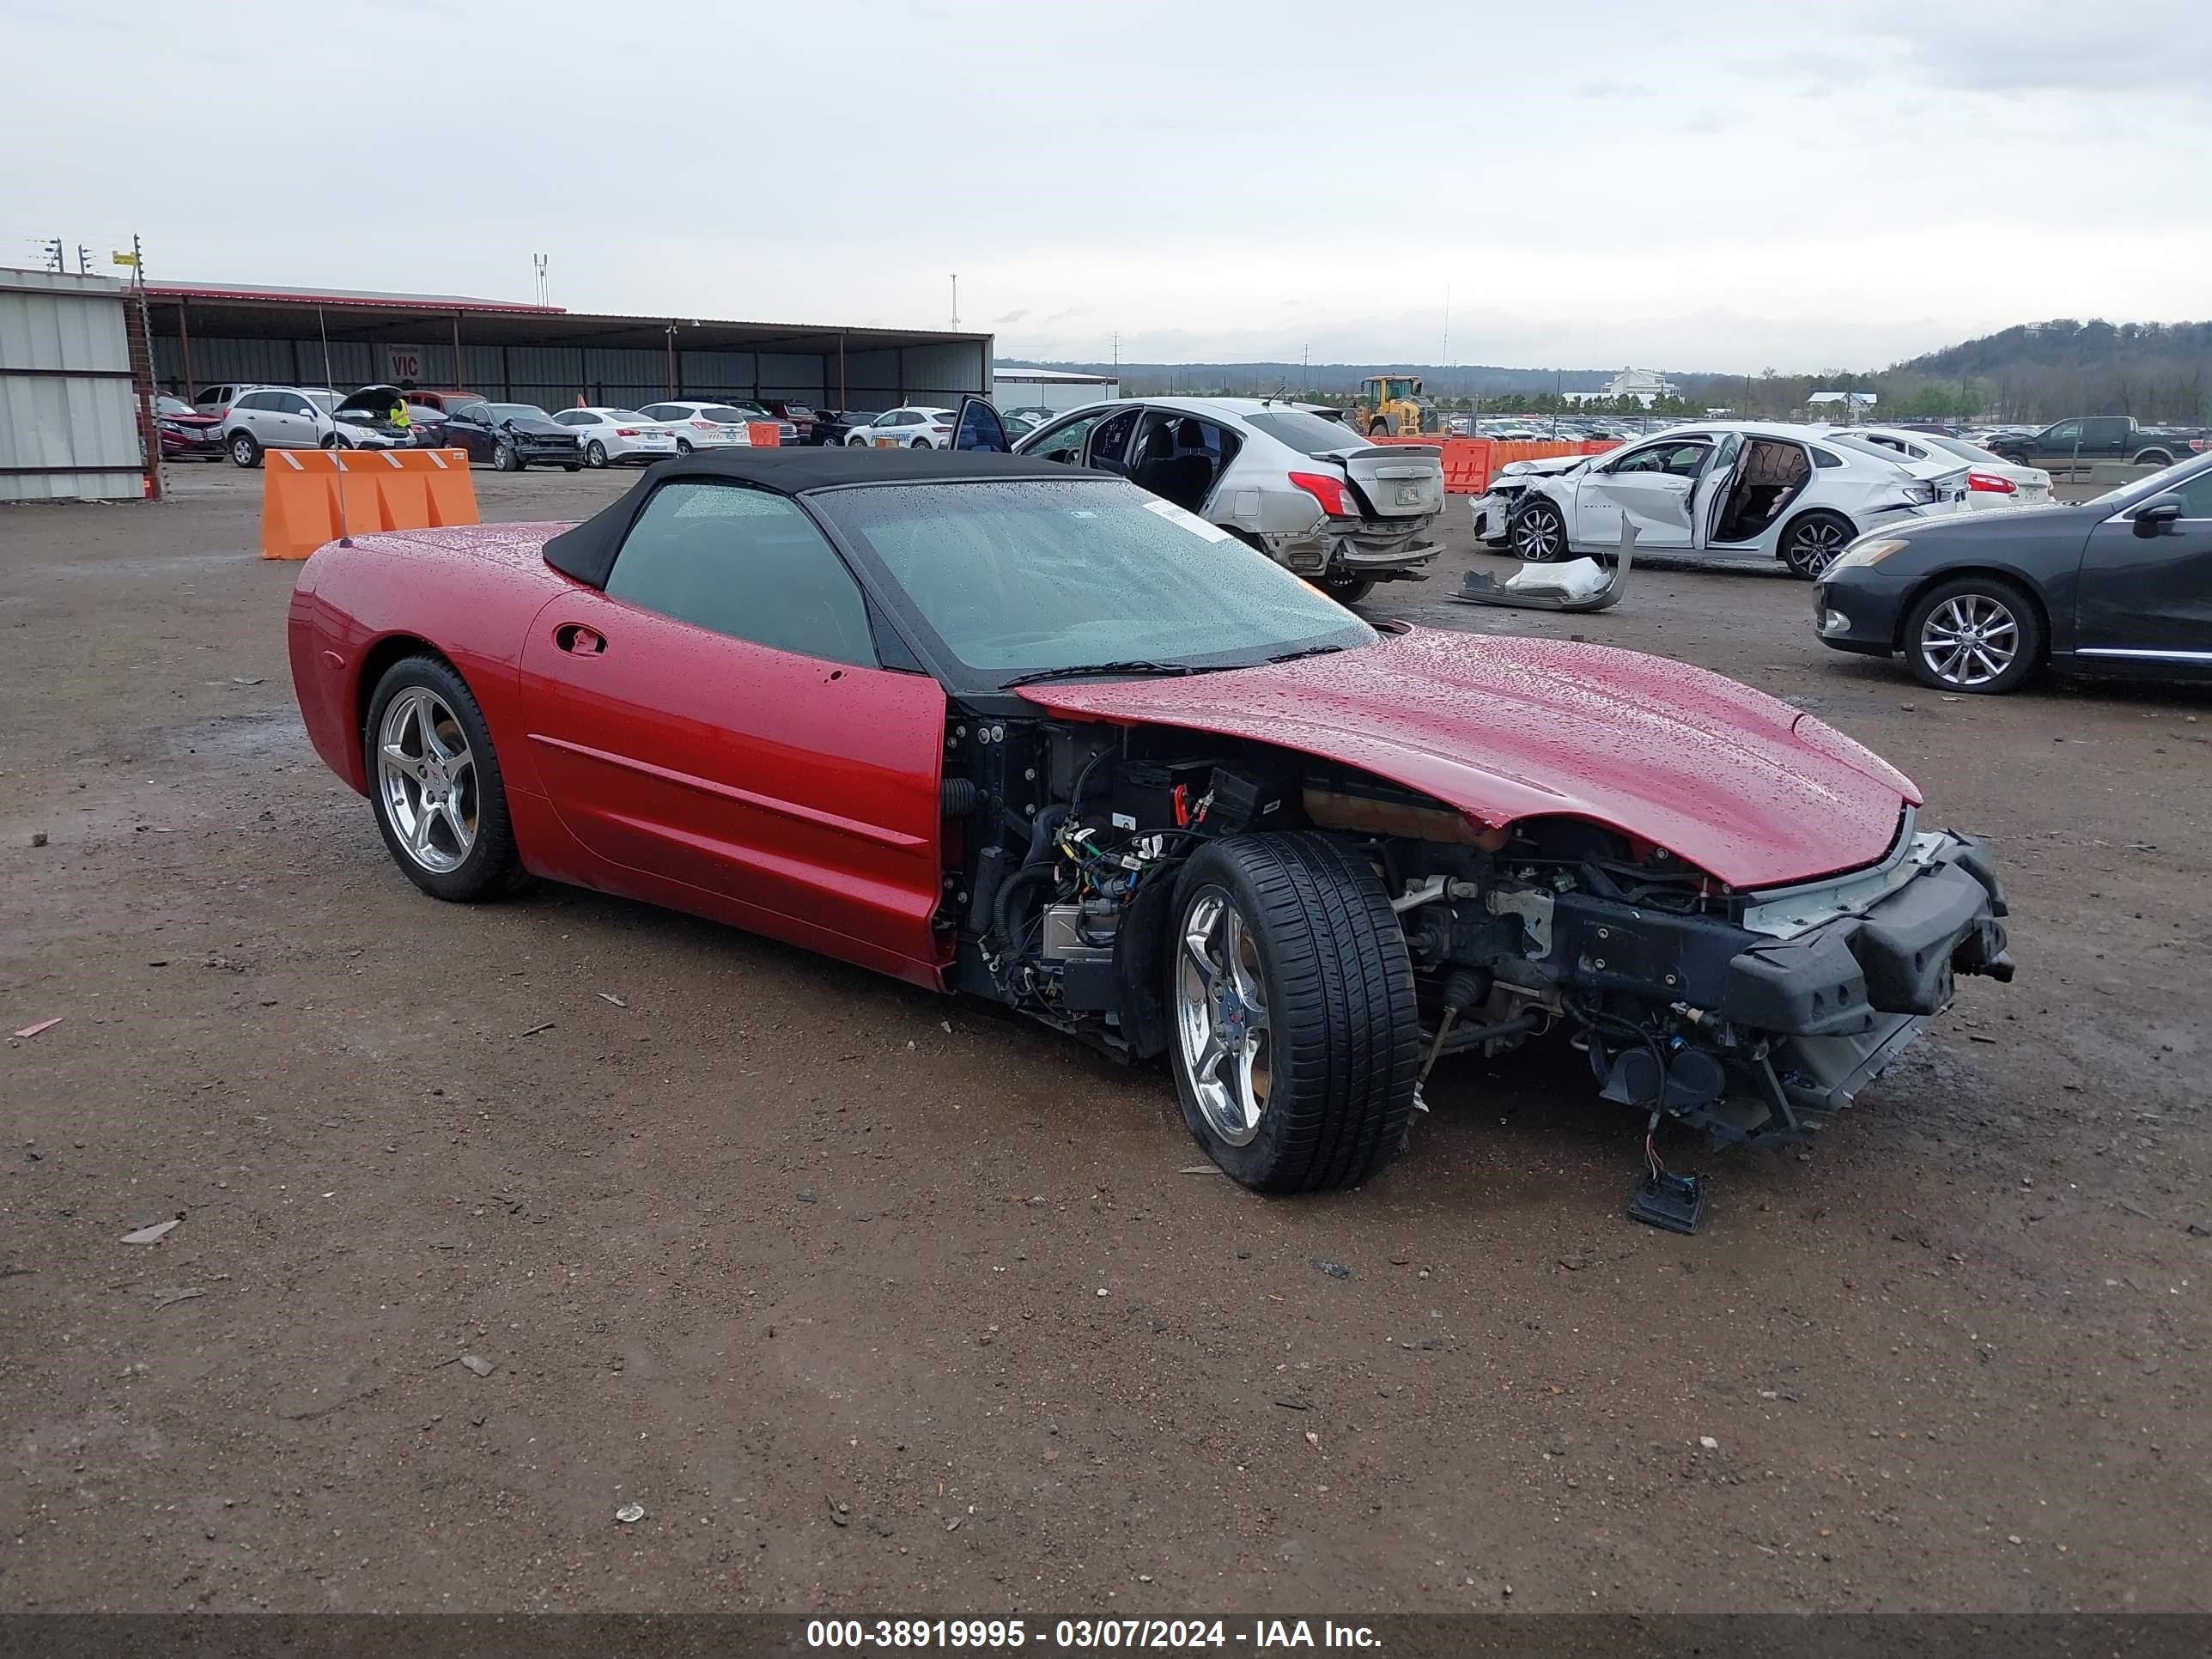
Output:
[{"xmin": 145, "ymin": 281, "xmax": 993, "ymax": 416}]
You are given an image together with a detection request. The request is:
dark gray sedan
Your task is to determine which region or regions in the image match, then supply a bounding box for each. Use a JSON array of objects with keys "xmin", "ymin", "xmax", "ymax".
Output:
[{"xmin": 1813, "ymin": 453, "xmax": 2212, "ymax": 694}]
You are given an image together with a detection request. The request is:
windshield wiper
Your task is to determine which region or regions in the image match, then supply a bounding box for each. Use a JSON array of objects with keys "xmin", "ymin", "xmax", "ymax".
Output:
[
  {"xmin": 1000, "ymin": 659, "xmax": 1200, "ymax": 689},
  {"xmin": 1265, "ymin": 644, "xmax": 1346, "ymax": 665}
]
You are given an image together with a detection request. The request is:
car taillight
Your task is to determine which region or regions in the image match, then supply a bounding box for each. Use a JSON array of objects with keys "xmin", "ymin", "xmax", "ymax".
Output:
[
  {"xmin": 1966, "ymin": 471, "xmax": 2017, "ymax": 494},
  {"xmin": 690, "ymin": 419, "xmax": 716, "ymax": 429},
  {"xmin": 615, "ymin": 428, "xmax": 641, "ymax": 437},
  {"xmin": 1287, "ymin": 471, "xmax": 1352, "ymax": 517}
]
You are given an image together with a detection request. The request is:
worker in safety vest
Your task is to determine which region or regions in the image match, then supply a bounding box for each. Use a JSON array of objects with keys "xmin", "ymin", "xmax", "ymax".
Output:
[{"xmin": 387, "ymin": 392, "xmax": 411, "ymax": 432}]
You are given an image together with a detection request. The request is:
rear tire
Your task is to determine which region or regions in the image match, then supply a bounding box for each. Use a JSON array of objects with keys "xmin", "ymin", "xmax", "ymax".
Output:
[
  {"xmin": 1903, "ymin": 574, "xmax": 2043, "ymax": 696},
  {"xmin": 911, "ymin": 437, "xmax": 932, "ymax": 449},
  {"xmin": 1368, "ymin": 417, "xmax": 1394, "ymax": 438},
  {"xmin": 674, "ymin": 438, "xmax": 695, "ymax": 456},
  {"xmin": 228, "ymin": 431, "xmax": 262, "ymax": 468},
  {"xmin": 1168, "ymin": 834, "xmax": 1420, "ymax": 1194},
  {"xmin": 2134, "ymin": 450, "xmax": 2173, "ymax": 468},
  {"xmin": 1779, "ymin": 510, "xmax": 1855, "ymax": 579},
  {"xmin": 1510, "ymin": 497, "xmax": 1568, "ymax": 562},
  {"xmin": 1322, "ymin": 574, "xmax": 1376, "ymax": 605},
  {"xmin": 363, "ymin": 656, "xmax": 526, "ymax": 902}
]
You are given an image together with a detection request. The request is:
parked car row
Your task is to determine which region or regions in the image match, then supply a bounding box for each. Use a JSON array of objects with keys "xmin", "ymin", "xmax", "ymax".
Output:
[{"xmin": 180, "ymin": 381, "xmax": 828, "ymax": 469}]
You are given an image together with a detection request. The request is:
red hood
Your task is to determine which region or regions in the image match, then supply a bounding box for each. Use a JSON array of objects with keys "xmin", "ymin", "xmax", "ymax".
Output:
[{"xmin": 1018, "ymin": 627, "xmax": 1918, "ymax": 890}]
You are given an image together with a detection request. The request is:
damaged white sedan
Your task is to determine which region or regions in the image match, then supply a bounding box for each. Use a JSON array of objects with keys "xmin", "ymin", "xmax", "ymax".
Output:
[{"xmin": 1488, "ymin": 422, "xmax": 1970, "ymax": 579}]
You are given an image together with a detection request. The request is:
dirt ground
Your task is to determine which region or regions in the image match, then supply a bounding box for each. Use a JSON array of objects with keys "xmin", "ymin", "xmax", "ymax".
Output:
[{"xmin": 3, "ymin": 461, "xmax": 2207, "ymax": 1617}]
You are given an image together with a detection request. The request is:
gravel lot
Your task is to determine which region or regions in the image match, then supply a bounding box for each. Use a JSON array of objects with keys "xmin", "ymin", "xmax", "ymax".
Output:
[{"xmin": 3, "ymin": 462, "xmax": 2207, "ymax": 1614}]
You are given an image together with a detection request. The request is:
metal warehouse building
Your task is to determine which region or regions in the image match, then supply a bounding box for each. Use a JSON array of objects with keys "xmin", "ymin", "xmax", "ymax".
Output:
[
  {"xmin": 2, "ymin": 267, "xmax": 155, "ymax": 502},
  {"xmin": 992, "ymin": 364, "xmax": 1120, "ymax": 415},
  {"xmin": 143, "ymin": 282, "xmax": 994, "ymax": 415}
]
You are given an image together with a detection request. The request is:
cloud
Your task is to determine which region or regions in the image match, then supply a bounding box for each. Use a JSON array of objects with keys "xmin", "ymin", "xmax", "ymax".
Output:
[{"xmin": 5, "ymin": 0, "xmax": 2205, "ymax": 372}]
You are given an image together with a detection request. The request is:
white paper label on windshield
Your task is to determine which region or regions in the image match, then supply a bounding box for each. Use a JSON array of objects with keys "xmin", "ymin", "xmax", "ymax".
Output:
[{"xmin": 1142, "ymin": 497, "xmax": 1236, "ymax": 543}]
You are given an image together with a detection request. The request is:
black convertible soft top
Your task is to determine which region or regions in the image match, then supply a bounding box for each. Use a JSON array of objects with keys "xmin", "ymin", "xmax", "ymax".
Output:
[{"xmin": 542, "ymin": 447, "xmax": 1097, "ymax": 589}]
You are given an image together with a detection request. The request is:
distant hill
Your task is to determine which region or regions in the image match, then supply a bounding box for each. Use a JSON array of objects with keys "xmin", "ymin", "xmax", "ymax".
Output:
[
  {"xmin": 1001, "ymin": 319, "xmax": 2212, "ymax": 424},
  {"xmin": 1879, "ymin": 319, "xmax": 2212, "ymax": 422},
  {"xmin": 997, "ymin": 361, "xmax": 1630, "ymax": 400}
]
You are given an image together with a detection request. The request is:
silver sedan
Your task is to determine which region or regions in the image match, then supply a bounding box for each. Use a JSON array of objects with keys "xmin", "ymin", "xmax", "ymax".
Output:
[{"xmin": 1014, "ymin": 398, "xmax": 1443, "ymax": 603}]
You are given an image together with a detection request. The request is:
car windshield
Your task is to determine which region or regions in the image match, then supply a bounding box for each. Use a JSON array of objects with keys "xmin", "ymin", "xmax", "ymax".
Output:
[
  {"xmin": 1245, "ymin": 410, "xmax": 1364, "ymax": 457},
  {"xmin": 487, "ymin": 404, "xmax": 550, "ymax": 422},
  {"xmin": 2088, "ymin": 452, "xmax": 2212, "ymax": 507},
  {"xmin": 305, "ymin": 393, "xmax": 337, "ymax": 415},
  {"xmin": 814, "ymin": 478, "xmax": 1375, "ymax": 683},
  {"xmin": 156, "ymin": 395, "xmax": 192, "ymax": 414}
]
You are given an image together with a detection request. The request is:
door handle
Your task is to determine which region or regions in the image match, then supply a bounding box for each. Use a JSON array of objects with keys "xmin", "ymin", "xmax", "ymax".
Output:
[{"xmin": 554, "ymin": 623, "xmax": 606, "ymax": 655}]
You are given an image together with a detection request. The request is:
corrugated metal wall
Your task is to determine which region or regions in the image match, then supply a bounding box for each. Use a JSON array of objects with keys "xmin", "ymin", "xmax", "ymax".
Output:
[
  {"xmin": 153, "ymin": 328, "xmax": 991, "ymax": 418},
  {"xmin": 1, "ymin": 269, "xmax": 143, "ymax": 502}
]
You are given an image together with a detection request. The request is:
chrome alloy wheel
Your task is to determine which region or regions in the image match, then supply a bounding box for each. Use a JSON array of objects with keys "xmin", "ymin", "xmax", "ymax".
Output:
[
  {"xmin": 1917, "ymin": 592, "xmax": 2021, "ymax": 688},
  {"xmin": 1511, "ymin": 502, "xmax": 1565, "ymax": 561},
  {"xmin": 1787, "ymin": 517, "xmax": 1848, "ymax": 576},
  {"xmin": 377, "ymin": 687, "xmax": 478, "ymax": 873},
  {"xmin": 1176, "ymin": 890, "xmax": 1273, "ymax": 1146}
]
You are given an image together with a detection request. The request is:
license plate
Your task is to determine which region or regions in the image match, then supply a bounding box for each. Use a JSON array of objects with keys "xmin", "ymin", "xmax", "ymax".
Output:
[
  {"xmin": 720, "ymin": 427, "xmax": 742, "ymax": 439},
  {"xmin": 1396, "ymin": 484, "xmax": 1425, "ymax": 506}
]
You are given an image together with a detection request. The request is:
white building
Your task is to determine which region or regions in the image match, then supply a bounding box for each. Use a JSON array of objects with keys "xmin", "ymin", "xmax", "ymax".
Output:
[
  {"xmin": 992, "ymin": 364, "xmax": 1120, "ymax": 416},
  {"xmin": 1566, "ymin": 367, "xmax": 1679, "ymax": 408}
]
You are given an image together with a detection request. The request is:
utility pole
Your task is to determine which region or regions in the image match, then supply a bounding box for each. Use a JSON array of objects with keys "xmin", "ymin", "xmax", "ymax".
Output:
[
  {"xmin": 950, "ymin": 274, "xmax": 958, "ymax": 331},
  {"xmin": 1111, "ymin": 331, "xmax": 1119, "ymax": 375},
  {"xmin": 1442, "ymin": 283, "xmax": 1451, "ymax": 370},
  {"xmin": 41, "ymin": 238, "xmax": 63, "ymax": 272}
]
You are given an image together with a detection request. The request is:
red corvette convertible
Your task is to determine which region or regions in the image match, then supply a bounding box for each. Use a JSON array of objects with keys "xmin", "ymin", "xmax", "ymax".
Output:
[{"xmin": 288, "ymin": 445, "xmax": 2012, "ymax": 1208}]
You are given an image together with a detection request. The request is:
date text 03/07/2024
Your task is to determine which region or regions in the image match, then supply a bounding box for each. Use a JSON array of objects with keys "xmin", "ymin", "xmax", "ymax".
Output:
[{"xmin": 804, "ymin": 1617, "xmax": 1381, "ymax": 1649}]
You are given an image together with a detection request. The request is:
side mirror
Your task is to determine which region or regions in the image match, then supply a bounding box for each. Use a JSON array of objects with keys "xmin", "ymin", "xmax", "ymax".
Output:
[
  {"xmin": 2132, "ymin": 495, "xmax": 2185, "ymax": 537},
  {"xmin": 952, "ymin": 396, "xmax": 1011, "ymax": 453}
]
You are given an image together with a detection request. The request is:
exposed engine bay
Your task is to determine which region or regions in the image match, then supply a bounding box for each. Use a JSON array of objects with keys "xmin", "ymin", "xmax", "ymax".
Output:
[{"xmin": 939, "ymin": 714, "xmax": 2014, "ymax": 1165}]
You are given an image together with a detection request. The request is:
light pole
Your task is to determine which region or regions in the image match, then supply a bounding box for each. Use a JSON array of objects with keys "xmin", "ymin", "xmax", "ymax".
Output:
[{"xmin": 950, "ymin": 274, "xmax": 958, "ymax": 331}]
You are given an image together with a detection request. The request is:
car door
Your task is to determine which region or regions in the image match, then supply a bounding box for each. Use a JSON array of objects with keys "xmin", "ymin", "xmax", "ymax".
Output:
[
  {"xmin": 2037, "ymin": 420, "xmax": 2083, "ymax": 469},
  {"xmin": 1579, "ymin": 438, "xmax": 1707, "ymax": 550},
  {"xmin": 1080, "ymin": 406, "xmax": 1141, "ymax": 478},
  {"xmin": 2075, "ymin": 468, "xmax": 2212, "ymax": 659},
  {"xmin": 261, "ymin": 392, "xmax": 317, "ymax": 450},
  {"xmin": 2080, "ymin": 417, "xmax": 2130, "ymax": 460},
  {"xmin": 445, "ymin": 404, "xmax": 494, "ymax": 461},
  {"xmin": 519, "ymin": 477, "xmax": 950, "ymax": 978},
  {"xmin": 1691, "ymin": 431, "xmax": 1743, "ymax": 549}
]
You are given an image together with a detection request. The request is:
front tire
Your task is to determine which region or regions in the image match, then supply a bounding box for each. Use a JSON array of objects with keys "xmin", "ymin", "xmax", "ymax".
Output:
[
  {"xmin": 1368, "ymin": 417, "xmax": 1393, "ymax": 438},
  {"xmin": 364, "ymin": 656, "xmax": 524, "ymax": 901},
  {"xmin": 1169, "ymin": 834, "xmax": 1420, "ymax": 1194},
  {"xmin": 1780, "ymin": 510, "xmax": 1854, "ymax": 580},
  {"xmin": 1510, "ymin": 497, "xmax": 1568, "ymax": 562},
  {"xmin": 1904, "ymin": 574, "xmax": 2043, "ymax": 695},
  {"xmin": 584, "ymin": 441, "xmax": 608, "ymax": 468},
  {"xmin": 492, "ymin": 442, "xmax": 520, "ymax": 472},
  {"xmin": 228, "ymin": 431, "xmax": 262, "ymax": 468}
]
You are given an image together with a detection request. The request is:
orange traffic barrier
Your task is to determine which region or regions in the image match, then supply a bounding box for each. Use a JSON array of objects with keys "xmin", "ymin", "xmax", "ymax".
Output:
[
  {"xmin": 746, "ymin": 422, "xmax": 781, "ymax": 447},
  {"xmin": 259, "ymin": 447, "xmax": 480, "ymax": 560},
  {"xmin": 1369, "ymin": 433, "xmax": 1623, "ymax": 494}
]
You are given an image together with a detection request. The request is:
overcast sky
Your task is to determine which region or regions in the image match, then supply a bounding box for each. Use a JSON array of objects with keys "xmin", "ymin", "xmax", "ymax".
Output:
[{"xmin": 5, "ymin": 0, "xmax": 2205, "ymax": 373}]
